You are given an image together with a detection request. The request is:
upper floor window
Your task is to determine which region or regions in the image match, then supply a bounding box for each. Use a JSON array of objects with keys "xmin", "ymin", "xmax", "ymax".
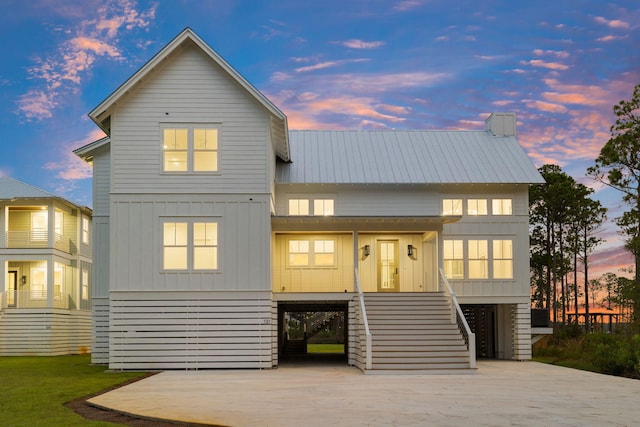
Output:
[
  {"xmin": 492, "ymin": 199, "xmax": 512, "ymax": 215},
  {"xmin": 55, "ymin": 211, "xmax": 63, "ymax": 242},
  {"xmin": 81, "ymin": 269, "xmax": 90, "ymax": 301},
  {"xmin": 467, "ymin": 199, "xmax": 488, "ymax": 216},
  {"xmin": 442, "ymin": 199, "xmax": 463, "ymax": 216},
  {"xmin": 314, "ymin": 199, "xmax": 334, "ymax": 216},
  {"xmin": 289, "ymin": 199, "xmax": 310, "ymax": 215},
  {"xmin": 162, "ymin": 125, "xmax": 219, "ymax": 172},
  {"xmin": 162, "ymin": 220, "xmax": 219, "ymax": 271},
  {"xmin": 81, "ymin": 216, "xmax": 90, "ymax": 245},
  {"xmin": 468, "ymin": 240, "xmax": 488, "ymax": 279}
]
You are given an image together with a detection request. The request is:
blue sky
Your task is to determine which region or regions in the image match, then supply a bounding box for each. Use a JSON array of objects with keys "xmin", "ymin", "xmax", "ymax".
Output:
[{"xmin": 0, "ymin": 0, "xmax": 638, "ymax": 276}]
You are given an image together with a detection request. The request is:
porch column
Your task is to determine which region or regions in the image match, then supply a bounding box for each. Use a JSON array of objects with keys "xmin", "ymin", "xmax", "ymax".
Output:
[
  {"xmin": 353, "ymin": 231, "xmax": 358, "ymax": 288},
  {"xmin": 47, "ymin": 202, "xmax": 54, "ymax": 248},
  {"xmin": 46, "ymin": 257, "xmax": 54, "ymax": 307},
  {"xmin": 0, "ymin": 206, "xmax": 6, "ymax": 249}
]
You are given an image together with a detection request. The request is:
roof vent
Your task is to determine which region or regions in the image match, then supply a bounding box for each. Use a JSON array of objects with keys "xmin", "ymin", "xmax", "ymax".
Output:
[{"xmin": 485, "ymin": 112, "xmax": 516, "ymax": 137}]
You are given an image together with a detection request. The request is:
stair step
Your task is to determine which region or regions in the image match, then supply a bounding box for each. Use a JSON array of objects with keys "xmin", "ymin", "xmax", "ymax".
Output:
[
  {"xmin": 372, "ymin": 339, "xmax": 465, "ymax": 346},
  {"xmin": 372, "ymin": 344, "xmax": 468, "ymax": 352},
  {"xmin": 373, "ymin": 351, "xmax": 469, "ymax": 358},
  {"xmin": 371, "ymin": 362, "xmax": 471, "ymax": 370},
  {"xmin": 368, "ymin": 322, "xmax": 457, "ymax": 329}
]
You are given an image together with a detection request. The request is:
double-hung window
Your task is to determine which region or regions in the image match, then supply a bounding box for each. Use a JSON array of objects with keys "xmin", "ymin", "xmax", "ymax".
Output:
[
  {"xmin": 163, "ymin": 125, "xmax": 219, "ymax": 172},
  {"xmin": 289, "ymin": 199, "xmax": 310, "ymax": 215},
  {"xmin": 493, "ymin": 240, "xmax": 513, "ymax": 279},
  {"xmin": 492, "ymin": 199, "xmax": 512, "ymax": 215},
  {"xmin": 82, "ymin": 216, "xmax": 90, "ymax": 245},
  {"xmin": 468, "ymin": 240, "xmax": 488, "ymax": 279},
  {"xmin": 163, "ymin": 220, "xmax": 218, "ymax": 271},
  {"xmin": 287, "ymin": 238, "xmax": 336, "ymax": 267},
  {"xmin": 443, "ymin": 239, "xmax": 464, "ymax": 279}
]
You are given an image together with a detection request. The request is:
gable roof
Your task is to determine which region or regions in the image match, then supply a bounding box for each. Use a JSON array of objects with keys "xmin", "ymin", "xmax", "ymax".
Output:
[
  {"xmin": 276, "ymin": 130, "xmax": 545, "ymax": 185},
  {"xmin": 0, "ymin": 176, "xmax": 57, "ymax": 199},
  {"xmin": 88, "ymin": 28, "xmax": 290, "ymax": 161}
]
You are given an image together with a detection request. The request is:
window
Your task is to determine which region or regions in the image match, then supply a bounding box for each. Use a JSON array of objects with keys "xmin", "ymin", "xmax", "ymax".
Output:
[
  {"xmin": 314, "ymin": 199, "xmax": 334, "ymax": 216},
  {"xmin": 163, "ymin": 222, "xmax": 188, "ymax": 270},
  {"xmin": 55, "ymin": 211, "xmax": 63, "ymax": 242},
  {"xmin": 31, "ymin": 211, "xmax": 47, "ymax": 241},
  {"xmin": 54, "ymin": 263, "xmax": 64, "ymax": 300},
  {"xmin": 163, "ymin": 221, "xmax": 218, "ymax": 271},
  {"xmin": 82, "ymin": 216, "xmax": 90, "ymax": 245},
  {"xmin": 467, "ymin": 199, "xmax": 488, "ymax": 216},
  {"xmin": 289, "ymin": 199, "xmax": 309, "ymax": 215},
  {"xmin": 492, "ymin": 199, "xmax": 512, "ymax": 215},
  {"xmin": 162, "ymin": 126, "xmax": 219, "ymax": 172},
  {"xmin": 443, "ymin": 240, "xmax": 463, "ymax": 279},
  {"xmin": 31, "ymin": 266, "xmax": 46, "ymax": 300},
  {"xmin": 193, "ymin": 222, "xmax": 218, "ymax": 270},
  {"xmin": 468, "ymin": 240, "xmax": 488, "ymax": 279},
  {"xmin": 288, "ymin": 238, "xmax": 336, "ymax": 267},
  {"xmin": 81, "ymin": 269, "xmax": 89, "ymax": 301},
  {"xmin": 493, "ymin": 240, "xmax": 513, "ymax": 279},
  {"xmin": 288, "ymin": 240, "xmax": 309, "ymax": 266},
  {"xmin": 314, "ymin": 240, "xmax": 335, "ymax": 266},
  {"xmin": 442, "ymin": 199, "xmax": 463, "ymax": 216}
]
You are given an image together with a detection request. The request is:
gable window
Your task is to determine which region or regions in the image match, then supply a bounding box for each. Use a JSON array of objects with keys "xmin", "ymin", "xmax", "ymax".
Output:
[
  {"xmin": 31, "ymin": 211, "xmax": 47, "ymax": 242},
  {"xmin": 314, "ymin": 199, "xmax": 334, "ymax": 216},
  {"xmin": 163, "ymin": 220, "xmax": 218, "ymax": 271},
  {"xmin": 82, "ymin": 216, "xmax": 90, "ymax": 245},
  {"xmin": 443, "ymin": 239, "xmax": 463, "ymax": 279},
  {"xmin": 289, "ymin": 199, "xmax": 310, "ymax": 215},
  {"xmin": 493, "ymin": 239, "xmax": 513, "ymax": 279},
  {"xmin": 162, "ymin": 125, "xmax": 219, "ymax": 172},
  {"xmin": 467, "ymin": 199, "xmax": 488, "ymax": 216},
  {"xmin": 468, "ymin": 240, "xmax": 488, "ymax": 279},
  {"xmin": 492, "ymin": 199, "xmax": 512, "ymax": 215},
  {"xmin": 442, "ymin": 199, "xmax": 463, "ymax": 216}
]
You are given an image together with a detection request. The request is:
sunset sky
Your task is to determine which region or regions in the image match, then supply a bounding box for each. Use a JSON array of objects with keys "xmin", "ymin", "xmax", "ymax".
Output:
[{"xmin": 0, "ymin": 0, "xmax": 638, "ymax": 277}]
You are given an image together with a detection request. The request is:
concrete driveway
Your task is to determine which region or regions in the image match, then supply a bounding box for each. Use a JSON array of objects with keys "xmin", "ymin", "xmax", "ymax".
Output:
[{"xmin": 89, "ymin": 361, "xmax": 640, "ymax": 426}]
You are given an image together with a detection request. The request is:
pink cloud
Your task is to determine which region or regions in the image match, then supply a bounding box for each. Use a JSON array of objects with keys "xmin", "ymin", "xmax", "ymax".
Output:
[
  {"xmin": 525, "ymin": 99, "xmax": 568, "ymax": 113},
  {"xmin": 594, "ymin": 16, "xmax": 630, "ymax": 29},
  {"xmin": 393, "ymin": 1, "xmax": 423, "ymax": 12},
  {"xmin": 295, "ymin": 58, "xmax": 369, "ymax": 73},
  {"xmin": 16, "ymin": 0, "xmax": 156, "ymax": 121},
  {"xmin": 523, "ymin": 59, "xmax": 570, "ymax": 70},
  {"xmin": 45, "ymin": 129, "xmax": 107, "ymax": 181}
]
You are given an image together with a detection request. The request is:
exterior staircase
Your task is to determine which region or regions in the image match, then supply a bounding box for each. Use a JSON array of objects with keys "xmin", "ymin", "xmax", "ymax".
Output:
[{"xmin": 364, "ymin": 292, "xmax": 474, "ymax": 372}]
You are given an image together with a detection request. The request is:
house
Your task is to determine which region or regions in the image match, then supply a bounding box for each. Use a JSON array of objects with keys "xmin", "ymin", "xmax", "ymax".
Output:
[
  {"xmin": 0, "ymin": 177, "xmax": 92, "ymax": 355},
  {"xmin": 74, "ymin": 28, "xmax": 544, "ymax": 371}
]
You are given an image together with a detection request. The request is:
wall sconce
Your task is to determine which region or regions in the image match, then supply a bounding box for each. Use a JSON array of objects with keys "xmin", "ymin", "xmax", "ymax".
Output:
[
  {"xmin": 20, "ymin": 276, "xmax": 27, "ymax": 285},
  {"xmin": 408, "ymin": 244, "xmax": 416, "ymax": 259},
  {"xmin": 363, "ymin": 245, "xmax": 370, "ymax": 257}
]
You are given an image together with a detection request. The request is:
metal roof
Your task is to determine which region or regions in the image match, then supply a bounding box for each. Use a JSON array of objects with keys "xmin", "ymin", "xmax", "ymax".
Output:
[
  {"xmin": 276, "ymin": 130, "xmax": 544, "ymax": 185},
  {"xmin": 0, "ymin": 176, "xmax": 57, "ymax": 199}
]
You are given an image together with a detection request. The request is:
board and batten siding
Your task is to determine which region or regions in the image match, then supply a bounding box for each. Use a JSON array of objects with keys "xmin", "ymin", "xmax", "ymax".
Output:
[
  {"xmin": 92, "ymin": 145, "xmax": 111, "ymax": 216},
  {"xmin": 108, "ymin": 41, "xmax": 272, "ymax": 195},
  {"xmin": 109, "ymin": 291, "xmax": 273, "ymax": 369},
  {"xmin": 110, "ymin": 194, "xmax": 271, "ymax": 292}
]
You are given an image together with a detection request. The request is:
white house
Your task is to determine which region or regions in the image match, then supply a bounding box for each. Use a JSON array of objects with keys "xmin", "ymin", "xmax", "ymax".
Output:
[
  {"xmin": 75, "ymin": 28, "xmax": 544, "ymax": 371},
  {"xmin": 0, "ymin": 177, "xmax": 92, "ymax": 355}
]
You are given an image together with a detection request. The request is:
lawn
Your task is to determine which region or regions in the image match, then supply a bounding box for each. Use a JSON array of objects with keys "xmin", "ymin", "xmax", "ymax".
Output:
[
  {"xmin": 0, "ymin": 355, "xmax": 147, "ymax": 427},
  {"xmin": 307, "ymin": 343, "xmax": 345, "ymax": 353}
]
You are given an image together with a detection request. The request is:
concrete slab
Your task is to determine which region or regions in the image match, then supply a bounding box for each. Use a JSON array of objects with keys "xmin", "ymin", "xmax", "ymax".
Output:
[{"xmin": 89, "ymin": 361, "xmax": 640, "ymax": 427}]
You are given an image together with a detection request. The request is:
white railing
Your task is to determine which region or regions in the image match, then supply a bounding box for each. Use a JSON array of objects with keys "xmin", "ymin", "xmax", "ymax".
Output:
[
  {"xmin": 0, "ymin": 289, "xmax": 73, "ymax": 309},
  {"xmin": 439, "ymin": 268, "xmax": 476, "ymax": 369},
  {"xmin": 354, "ymin": 267, "xmax": 372, "ymax": 370}
]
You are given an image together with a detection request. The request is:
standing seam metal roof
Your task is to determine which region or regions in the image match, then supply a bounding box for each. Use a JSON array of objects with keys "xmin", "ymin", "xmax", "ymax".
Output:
[{"xmin": 276, "ymin": 130, "xmax": 544, "ymax": 185}]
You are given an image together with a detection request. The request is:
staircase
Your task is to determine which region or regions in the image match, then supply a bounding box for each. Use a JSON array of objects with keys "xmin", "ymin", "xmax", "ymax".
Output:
[{"xmin": 364, "ymin": 293, "xmax": 474, "ymax": 372}]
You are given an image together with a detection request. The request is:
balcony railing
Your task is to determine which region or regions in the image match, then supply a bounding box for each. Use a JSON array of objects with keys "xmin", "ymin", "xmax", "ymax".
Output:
[
  {"xmin": 5, "ymin": 231, "xmax": 70, "ymax": 252},
  {"xmin": 0, "ymin": 289, "xmax": 83, "ymax": 310}
]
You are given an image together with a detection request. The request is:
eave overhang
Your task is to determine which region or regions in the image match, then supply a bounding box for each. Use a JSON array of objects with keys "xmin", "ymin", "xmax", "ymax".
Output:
[{"xmin": 271, "ymin": 215, "xmax": 461, "ymax": 232}]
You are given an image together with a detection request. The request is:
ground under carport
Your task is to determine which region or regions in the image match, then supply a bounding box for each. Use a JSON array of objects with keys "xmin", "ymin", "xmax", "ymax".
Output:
[{"xmin": 88, "ymin": 361, "xmax": 639, "ymax": 427}]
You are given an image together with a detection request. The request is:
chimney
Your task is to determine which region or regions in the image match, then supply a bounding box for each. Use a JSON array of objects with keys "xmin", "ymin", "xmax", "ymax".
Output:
[{"xmin": 485, "ymin": 112, "xmax": 516, "ymax": 137}]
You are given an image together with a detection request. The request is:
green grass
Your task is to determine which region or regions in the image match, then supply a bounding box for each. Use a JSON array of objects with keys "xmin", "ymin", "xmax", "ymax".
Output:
[
  {"xmin": 0, "ymin": 355, "xmax": 147, "ymax": 427},
  {"xmin": 307, "ymin": 343, "xmax": 345, "ymax": 353}
]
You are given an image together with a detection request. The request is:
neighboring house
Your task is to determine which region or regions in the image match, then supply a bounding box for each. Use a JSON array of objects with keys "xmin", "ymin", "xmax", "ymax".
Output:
[
  {"xmin": 0, "ymin": 177, "xmax": 92, "ymax": 355},
  {"xmin": 75, "ymin": 28, "xmax": 544, "ymax": 371}
]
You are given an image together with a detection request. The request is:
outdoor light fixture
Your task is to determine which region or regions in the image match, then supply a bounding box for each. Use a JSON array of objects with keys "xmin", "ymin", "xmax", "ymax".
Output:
[
  {"xmin": 20, "ymin": 276, "xmax": 27, "ymax": 285},
  {"xmin": 408, "ymin": 244, "xmax": 415, "ymax": 258},
  {"xmin": 363, "ymin": 245, "xmax": 370, "ymax": 257}
]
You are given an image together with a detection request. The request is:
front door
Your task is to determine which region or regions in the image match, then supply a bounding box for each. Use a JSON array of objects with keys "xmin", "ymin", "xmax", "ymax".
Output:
[
  {"xmin": 377, "ymin": 240, "xmax": 399, "ymax": 292},
  {"xmin": 7, "ymin": 271, "xmax": 17, "ymax": 307}
]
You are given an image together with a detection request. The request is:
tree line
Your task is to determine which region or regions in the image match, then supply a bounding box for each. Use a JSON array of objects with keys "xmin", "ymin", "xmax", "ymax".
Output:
[{"xmin": 529, "ymin": 83, "xmax": 640, "ymax": 333}]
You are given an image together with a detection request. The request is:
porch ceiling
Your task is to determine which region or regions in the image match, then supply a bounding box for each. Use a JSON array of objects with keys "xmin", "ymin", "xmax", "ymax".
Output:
[{"xmin": 271, "ymin": 215, "xmax": 460, "ymax": 232}]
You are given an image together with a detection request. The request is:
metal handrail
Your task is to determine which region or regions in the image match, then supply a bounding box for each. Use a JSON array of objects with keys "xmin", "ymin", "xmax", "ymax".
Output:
[
  {"xmin": 354, "ymin": 267, "xmax": 372, "ymax": 370},
  {"xmin": 439, "ymin": 268, "xmax": 476, "ymax": 368}
]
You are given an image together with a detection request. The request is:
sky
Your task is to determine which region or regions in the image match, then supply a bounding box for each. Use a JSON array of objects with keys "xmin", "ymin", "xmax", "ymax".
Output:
[{"xmin": 0, "ymin": 0, "xmax": 638, "ymax": 279}]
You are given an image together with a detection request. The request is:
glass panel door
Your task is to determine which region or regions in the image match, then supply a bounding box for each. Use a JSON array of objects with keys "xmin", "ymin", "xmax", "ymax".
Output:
[{"xmin": 377, "ymin": 240, "xmax": 399, "ymax": 292}]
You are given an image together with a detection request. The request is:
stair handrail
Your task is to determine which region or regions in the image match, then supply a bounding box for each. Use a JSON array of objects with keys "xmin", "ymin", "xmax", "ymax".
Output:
[
  {"xmin": 439, "ymin": 268, "xmax": 476, "ymax": 368},
  {"xmin": 354, "ymin": 267, "xmax": 372, "ymax": 370}
]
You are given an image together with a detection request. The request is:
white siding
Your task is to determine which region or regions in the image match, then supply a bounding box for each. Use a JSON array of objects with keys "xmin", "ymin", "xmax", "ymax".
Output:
[
  {"xmin": 109, "ymin": 42, "xmax": 272, "ymax": 194},
  {"xmin": 110, "ymin": 194, "xmax": 271, "ymax": 292},
  {"xmin": 91, "ymin": 297, "xmax": 110, "ymax": 364},
  {"xmin": 109, "ymin": 291, "xmax": 273, "ymax": 369},
  {"xmin": 92, "ymin": 145, "xmax": 111, "ymax": 216}
]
